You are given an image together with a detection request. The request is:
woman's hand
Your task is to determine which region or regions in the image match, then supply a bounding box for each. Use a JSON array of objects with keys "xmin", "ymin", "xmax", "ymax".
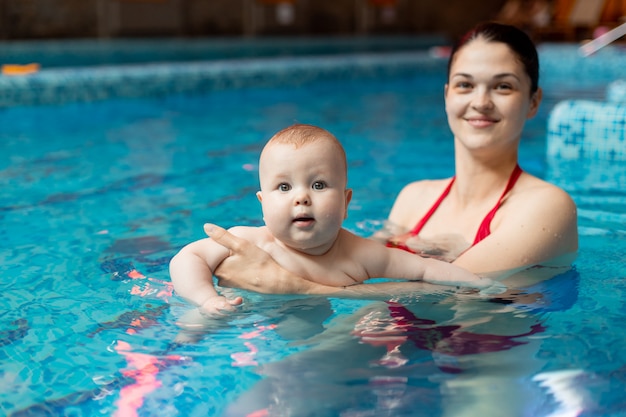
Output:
[{"xmin": 205, "ymin": 223, "xmax": 340, "ymax": 295}]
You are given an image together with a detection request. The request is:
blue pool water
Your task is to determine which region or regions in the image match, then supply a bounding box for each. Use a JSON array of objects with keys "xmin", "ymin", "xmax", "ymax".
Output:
[{"xmin": 1, "ymin": 42, "xmax": 626, "ymax": 417}]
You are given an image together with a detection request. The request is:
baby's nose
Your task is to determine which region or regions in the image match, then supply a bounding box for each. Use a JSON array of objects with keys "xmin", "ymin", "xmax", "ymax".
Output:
[{"xmin": 294, "ymin": 192, "xmax": 311, "ymax": 205}]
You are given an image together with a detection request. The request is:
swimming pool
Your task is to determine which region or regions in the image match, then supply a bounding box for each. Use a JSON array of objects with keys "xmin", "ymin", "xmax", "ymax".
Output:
[{"xmin": 1, "ymin": 41, "xmax": 625, "ymax": 417}]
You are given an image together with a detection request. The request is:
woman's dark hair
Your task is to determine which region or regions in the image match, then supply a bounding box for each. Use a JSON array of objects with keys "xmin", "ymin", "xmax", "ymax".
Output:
[{"xmin": 447, "ymin": 22, "xmax": 540, "ymax": 94}]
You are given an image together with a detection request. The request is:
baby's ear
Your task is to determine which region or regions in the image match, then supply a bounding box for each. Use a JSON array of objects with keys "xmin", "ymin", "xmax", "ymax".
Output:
[
  {"xmin": 256, "ymin": 191, "xmax": 263, "ymax": 203},
  {"xmin": 344, "ymin": 188, "xmax": 353, "ymax": 218}
]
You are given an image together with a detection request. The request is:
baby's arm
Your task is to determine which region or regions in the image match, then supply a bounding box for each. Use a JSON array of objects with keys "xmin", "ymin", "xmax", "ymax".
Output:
[
  {"xmin": 360, "ymin": 237, "xmax": 495, "ymax": 289},
  {"xmin": 169, "ymin": 232, "xmax": 243, "ymax": 315}
]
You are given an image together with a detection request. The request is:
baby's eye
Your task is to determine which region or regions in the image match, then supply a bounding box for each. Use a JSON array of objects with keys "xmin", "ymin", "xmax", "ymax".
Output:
[
  {"xmin": 278, "ymin": 183, "xmax": 291, "ymax": 192},
  {"xmin": 312, "ymin": 181, "xmax": 326, "ymax": 190}
]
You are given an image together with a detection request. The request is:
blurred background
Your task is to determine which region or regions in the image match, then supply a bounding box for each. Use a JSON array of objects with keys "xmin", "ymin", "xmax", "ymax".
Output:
[{"xmin": 0, "ymin": 0, "xmax": 624, "ymax": 42}]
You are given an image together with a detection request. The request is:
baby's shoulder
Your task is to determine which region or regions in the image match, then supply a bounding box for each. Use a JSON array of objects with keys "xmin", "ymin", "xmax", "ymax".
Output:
[
  {"xmin": 227, "ymin": 225, "xmax": 272, "ymax": 244},
  {"xmin": 336, "ymin": 229, "xmax": 386, "ymax": 260}
]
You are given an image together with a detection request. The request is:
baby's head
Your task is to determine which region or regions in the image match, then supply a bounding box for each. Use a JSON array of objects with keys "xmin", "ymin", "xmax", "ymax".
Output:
[
  {"xmin": 262, "ymin": 124, "xmax": 348, "ymax": 173},
  {"xmin": 257, "ymin": 124, "xmax": 352, "ymax": 255}
]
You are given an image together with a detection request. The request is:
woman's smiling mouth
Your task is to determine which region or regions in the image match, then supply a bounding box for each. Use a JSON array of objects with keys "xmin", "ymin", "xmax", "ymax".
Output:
[{"xmin": 466, "ymin": 116, "xmax": 498, "ymax": 128}]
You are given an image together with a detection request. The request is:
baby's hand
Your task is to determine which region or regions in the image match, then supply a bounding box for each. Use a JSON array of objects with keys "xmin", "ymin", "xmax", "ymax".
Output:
[
  {"xmin": 464, "ymin": 276, "xmax": 508, "ymax": 294},
  {"xmin": 175, "ymin": 295, "xmax": 243, "ymax": 332},
  {"xmin": 474, "ymin": 276, "xmax": 497, "ymax": 289},
  {"xmin": 478, "ymin": 280, "xmax": 507, "ymax": 295},
  {"xmin": 174, "ymin": 296, "xmax": 243, "ymax": 344},
  {"xmin": 424, "ymin": 275, "xmax": 497, "ymax": 290},
  {"xmin": 199, "ymin": 295, "xmax": 243, "ymax": 316}
]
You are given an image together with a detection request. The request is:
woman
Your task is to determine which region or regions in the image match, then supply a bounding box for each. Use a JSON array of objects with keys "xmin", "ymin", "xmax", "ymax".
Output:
[{"xmin": 206, "ymin": 21, "xmax": 578, "ymax": 294}]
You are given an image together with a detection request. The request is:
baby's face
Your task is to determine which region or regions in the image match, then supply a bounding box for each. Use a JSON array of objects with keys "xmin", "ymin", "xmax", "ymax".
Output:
[{"xmin": 257, "ymin": 141, "xmax": 352, "ymax": 255}]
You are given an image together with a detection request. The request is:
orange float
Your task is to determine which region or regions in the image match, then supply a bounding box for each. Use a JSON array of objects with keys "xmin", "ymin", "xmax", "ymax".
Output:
[{"xmin": 1, "ymin": 63, "xmax": 40, "ymax": 76}]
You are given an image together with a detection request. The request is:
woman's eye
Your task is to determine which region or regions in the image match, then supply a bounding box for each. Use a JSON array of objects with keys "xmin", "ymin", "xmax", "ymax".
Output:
[
  {"xmin": 278, "ymin": 183, "xmax": 291, "ymax": 192},
  {"xmin": 455, "ymin": 81, "xmax": 472, "ymax": 90},
  {"xmin": 312, "ymin": 181, "xmax": 326, "ymax": 190},
  {"xmin": 495, "ymin": 83, "xmax": 513, "ymax": 91},
  {"xmin": 451, "ymin": 82, "xmax": 472, "ymax": 93}
]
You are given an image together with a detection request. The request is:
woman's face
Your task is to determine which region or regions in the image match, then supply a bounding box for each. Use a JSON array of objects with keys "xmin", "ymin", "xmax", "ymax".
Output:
[{"xmin": 444, "ymin": 38, "xmax": 541, "ymax": 156}]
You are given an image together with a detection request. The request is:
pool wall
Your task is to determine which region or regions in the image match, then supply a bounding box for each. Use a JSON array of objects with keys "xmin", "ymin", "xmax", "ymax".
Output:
[
  {"xmin": 1, "ymin": 42, "xmax": 625, "ymax": 108},
  {"xmin": 0, "ymin": 37, "xmax": 443, "ymax": 68},
  {"xmin": 0, "ymin": 52, "xmax": 443, "ymax": 107}
]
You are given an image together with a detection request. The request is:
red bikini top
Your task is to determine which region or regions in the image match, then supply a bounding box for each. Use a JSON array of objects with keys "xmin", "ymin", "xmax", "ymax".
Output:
[{"xmin": 387, "ymin": 165, "xmax": 523, "ymax": 252}]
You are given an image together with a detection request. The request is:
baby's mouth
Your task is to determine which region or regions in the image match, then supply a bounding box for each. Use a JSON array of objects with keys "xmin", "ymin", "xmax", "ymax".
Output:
[{"xmin": 293, "ymin": 215, "xmax": 315, "ymax": 226}]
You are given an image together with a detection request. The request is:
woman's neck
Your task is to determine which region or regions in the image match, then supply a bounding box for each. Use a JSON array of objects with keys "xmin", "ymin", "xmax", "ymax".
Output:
[{"xmin": 452, "ymin": 152, "xmax": 519, "ymax": 207}]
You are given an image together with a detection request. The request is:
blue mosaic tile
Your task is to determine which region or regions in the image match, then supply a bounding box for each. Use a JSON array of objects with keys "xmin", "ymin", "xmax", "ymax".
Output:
[
  {"xmin": 0, "ymin": 52, "xmax": 444, "ymax": 107},
  {"xmin": 547, "ymin": 100, "xmax": 626, "ymax": 161},
  {"xmin": 607, "ymin": 79, "xmax": 626, "ymax": 103}
]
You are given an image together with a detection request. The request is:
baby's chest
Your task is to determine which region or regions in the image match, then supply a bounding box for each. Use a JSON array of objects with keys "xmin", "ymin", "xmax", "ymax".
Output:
[{"xmin": 269, "ymin": 249, "xmax": 366, "ymax": 287}]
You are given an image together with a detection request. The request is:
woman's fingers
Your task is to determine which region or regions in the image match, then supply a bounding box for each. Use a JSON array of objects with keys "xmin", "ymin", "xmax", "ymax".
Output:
[{"xmin": 204, "ymin": 223, "xmax": 242, "ymax": 252}]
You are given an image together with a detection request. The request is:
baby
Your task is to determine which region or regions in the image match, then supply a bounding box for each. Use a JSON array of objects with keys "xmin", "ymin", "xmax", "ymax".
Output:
[{"xmin": 169, "ymin": 124, "xmax": 495, "ymax": 315}]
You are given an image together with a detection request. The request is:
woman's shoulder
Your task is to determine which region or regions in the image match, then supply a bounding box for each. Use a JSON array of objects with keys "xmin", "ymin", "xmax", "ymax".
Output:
[
  {"xmin": 390, "ymin": 178, "xmax": 453, "ymax": 226},
  {"xmin": 397, "ymin": 177, "xmax": 452, "ymax": 200},
  {"xmin": 505, "ymin": 173, "xmax": 578, "ymax": 242},
  {"xmin": 392, "ymin": 179, "xmax": 443, "ymax": 213},
  {"xmin": 516, "ymin": 173, "xmax": 576, "ymax": 210}
]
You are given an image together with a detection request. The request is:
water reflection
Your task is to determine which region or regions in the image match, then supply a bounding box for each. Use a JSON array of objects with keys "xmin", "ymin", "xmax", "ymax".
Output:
[{"xmin": 224, "ymin": 268, "xmax": 582, "ymax": 417}]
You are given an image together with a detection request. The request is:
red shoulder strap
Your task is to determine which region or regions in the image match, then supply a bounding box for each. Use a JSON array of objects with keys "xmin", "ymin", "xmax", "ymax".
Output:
[
  {"xmin": 472, "ymin": 164, "xmax": 523, "ymax": 245},
  {"xmin": 409, "ymin": 177, "xmax": 455, "ymax": 236}
]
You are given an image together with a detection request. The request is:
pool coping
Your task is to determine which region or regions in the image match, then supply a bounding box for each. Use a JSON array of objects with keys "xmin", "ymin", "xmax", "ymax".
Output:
[
  {"xmin": 0, "ymin": 51, "xmax": 444, "ymax": 107},
  {"xmin": 1, "ymin": 42, "xmax": 624, "ymax": 107}
]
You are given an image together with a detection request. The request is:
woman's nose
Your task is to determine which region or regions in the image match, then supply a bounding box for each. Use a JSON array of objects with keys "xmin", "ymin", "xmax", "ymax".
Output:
[{"xmin": 472, "ymin": 88, "xmax": 494, "ymax": 111}]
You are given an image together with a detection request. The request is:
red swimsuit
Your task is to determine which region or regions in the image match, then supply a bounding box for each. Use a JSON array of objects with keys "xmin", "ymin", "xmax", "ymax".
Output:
[{"xmin": 387, "ymin": 165, "xmax": 523, "ymax": 252}]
